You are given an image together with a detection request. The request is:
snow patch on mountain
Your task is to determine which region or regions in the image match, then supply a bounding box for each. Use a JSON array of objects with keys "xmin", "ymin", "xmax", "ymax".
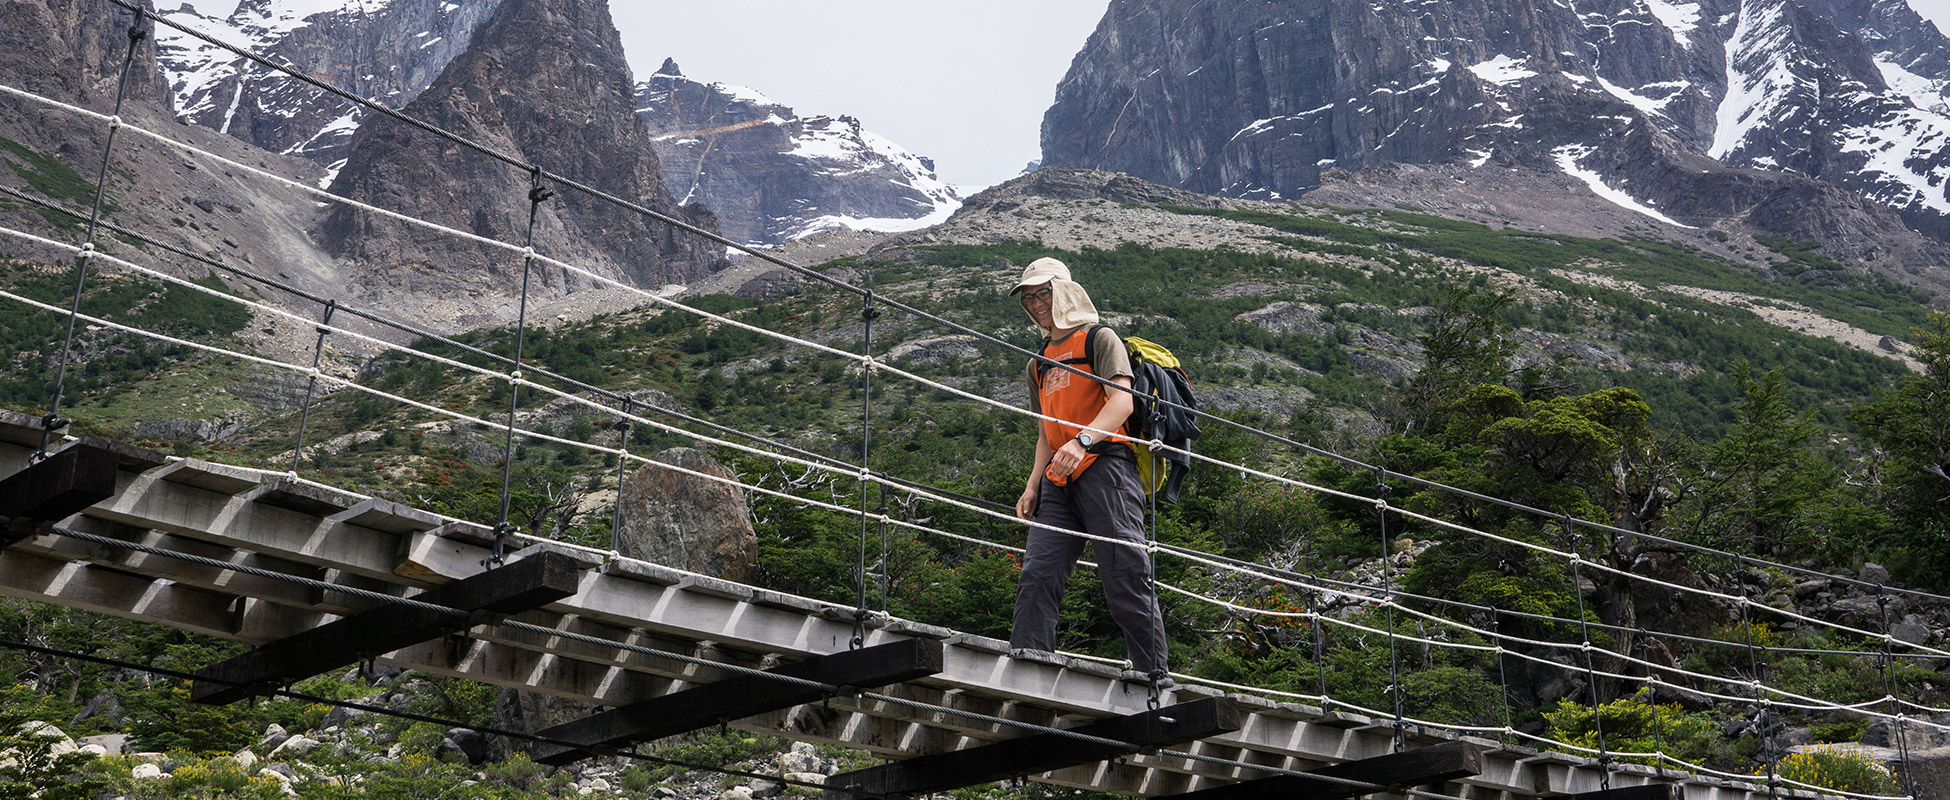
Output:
[
  {"xmin": 1837, "ymin": 106, "xmax": 1950, "ymax": 214},
  {"xmin": 1875, "ymin": 56, "xmax": 1950, "ymax": 114},
  {"xmin": 1643, "ymin": 0, "xmax": 1703, "ymax": 48},
  {"xmin": 1469, "ymin": 55, "xmax": 1537, "ymax": 84},
  {"xmin": 1712, "ymin": 0, "xmax": 1797, "ymax": 159},
  {"xmin": 1553, "ymin": 145, "xmax": 1694, "ymax": 227}
]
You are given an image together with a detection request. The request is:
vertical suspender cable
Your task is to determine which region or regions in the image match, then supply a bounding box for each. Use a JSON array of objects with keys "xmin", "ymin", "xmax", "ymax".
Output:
[
  {"xmin": 1375, "ymin": 466, "xmax": 1406, "ymax": 752},
  {"xmin": 1734, "ymin": 554, "xmax": 1778, "ymax": 799},
  {"xmin": 852, "ymin": 289, "xmax": 881, "ymax": 649},
  {"xmin": 1876, "ymin": 587, "xmax": 1920, "ymax": 799},
  {"xmin": 1309, "ymin": 585, "xmax": 1328, "ymax": 702},
  {"xmin": 34, "ymin": 9, "xmax": 148, "ymax": 462},
  {"xmin": 1493, "ymin": 608, "xmax": 1514, "ymax": 747},
  {"xmin": 1566, "ymin": 519, "xmax": 1611, "ymax": 790},
  {"xmin": 609, "ymin": 398, "xmax": 635, "ymax": 555},
  {"xmin": 489, "ymin": 170, "xmax": 552, "ymax": 567},
  {"xmin": 288, "ymin": 299, "xmax": 337, "ymax": 472}
]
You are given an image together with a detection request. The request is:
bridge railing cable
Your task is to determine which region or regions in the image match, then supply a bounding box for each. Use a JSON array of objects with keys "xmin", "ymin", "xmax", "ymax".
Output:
[
  {"xmin": 84, "ymin": 5, "xmax": 1950, "ymax": 611},
  {"xmin": 3, "ymin": 255, "xmax": 1943, "ymax": 738},
  {"xmin": 2, "ymin": 257, "xmax": 1942, "ymax": 743},
  {"xmin": 4, "ymin": 273, "xmax": 1931, "ymax": 790},
  {"xmin": 7, "ymin": 68, "xmax": 1942, "ymax": 624},
  {"xmin": 0, "ymin": 17, "xmax": 1939, "ymax": 789}
]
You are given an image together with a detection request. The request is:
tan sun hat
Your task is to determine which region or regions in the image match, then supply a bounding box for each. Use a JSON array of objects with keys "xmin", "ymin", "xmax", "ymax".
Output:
[
  {"xmin": 1008, "ymin": 257, "xmax": 1099, "ymax": 334},
  {"xmin": 1009, "ymin": 257, "xmax": 1071, "ymax": 295}
]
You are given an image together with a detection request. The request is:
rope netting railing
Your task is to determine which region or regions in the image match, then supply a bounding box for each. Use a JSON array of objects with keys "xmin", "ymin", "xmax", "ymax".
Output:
[
  {"xmin": 1, "ymin": 270, "xmax": 1936, "ymax": 800},
  {"xmin": 0, "ymin": 6, "xmax": 1938, "ymax": 797},
  {"xmin": 87, "ymin": 0, "xmax": 1950, "ymax": 610}
]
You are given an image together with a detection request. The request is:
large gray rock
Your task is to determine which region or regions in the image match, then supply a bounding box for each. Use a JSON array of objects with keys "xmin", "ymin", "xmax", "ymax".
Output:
[{"xmin": 615, "ymin": 447, "xmax": 757, "ymax": 582}]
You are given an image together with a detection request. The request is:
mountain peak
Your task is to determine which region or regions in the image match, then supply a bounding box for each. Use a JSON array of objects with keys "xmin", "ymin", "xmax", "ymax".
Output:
[
  {"xmin": 319, "ymin": 0, "xmax": 724, "ymax": 322},
  {"xmin": 657, "ymin": 57, "xmax": 682, "ymax": 77}
]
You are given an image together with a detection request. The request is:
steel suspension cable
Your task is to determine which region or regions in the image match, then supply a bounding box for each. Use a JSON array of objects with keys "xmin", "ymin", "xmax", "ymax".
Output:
[
  {"xmin": 8, "ymin": 51, "xmax": 1946, "ymax": 612},
  {"xmin": 490, "ymin": 173, "xmax": 553, "ymax": 566},
  {"xmin": 12, "ymin": 255, "xmax": 1942, "ymax": 735},
  {"xmin": 33, "ymin": 7, "xmax": 148, "ymax": 463}
]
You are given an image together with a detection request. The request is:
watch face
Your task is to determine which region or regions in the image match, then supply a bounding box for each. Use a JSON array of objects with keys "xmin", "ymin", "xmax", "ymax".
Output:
[{"xmin": 1077, "ymin": 433, "xmax": 1093, "ymax": 447}]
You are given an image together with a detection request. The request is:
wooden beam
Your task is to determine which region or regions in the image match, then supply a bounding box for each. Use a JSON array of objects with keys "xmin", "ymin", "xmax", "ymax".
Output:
[
  {"xmin": 1571, "ymin": 785, "xmax": 1683, "ymax": 800},
  {"xmin": 192, "ymin": 551, "xmax": 583, "ymax": 703},
  {"xmin": 824, "ymin": 697, "xmax": 1241, "ymax": 800},
  {"xmin": 0, "ymin": 444, "xmax": 117, "ymax": 545},
  {"xmin": 530, "ymin": 638, "xmax": 946, "ymax": 766},
  {"xmin": 1153, "ymin": 740, "xmax": 1483, "ymax": 800}
]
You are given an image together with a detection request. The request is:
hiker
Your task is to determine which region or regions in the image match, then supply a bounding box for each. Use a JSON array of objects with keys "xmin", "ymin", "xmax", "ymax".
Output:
[{"xmin": 1008, "ymin": 257, "xmax": 1169, "ymax": 682}]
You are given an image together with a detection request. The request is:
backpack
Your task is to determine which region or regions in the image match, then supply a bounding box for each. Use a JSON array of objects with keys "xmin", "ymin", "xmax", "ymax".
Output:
[
  {"xmin": 1119, "ymin": 334, "xmax": 1201, "ymax": 503},
  {"xmin": 1041, "ymin": 325, "xmax": 1201, "ymax": 502}
]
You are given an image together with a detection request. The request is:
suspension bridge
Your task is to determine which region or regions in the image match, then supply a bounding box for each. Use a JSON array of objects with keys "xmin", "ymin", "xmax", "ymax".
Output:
[{"xmin": 0, "ymin": 3, "xmax": 1945, "ymax": 799}]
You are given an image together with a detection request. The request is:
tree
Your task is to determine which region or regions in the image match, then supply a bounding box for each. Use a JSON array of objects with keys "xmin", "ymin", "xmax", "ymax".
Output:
[
  {"xmin": 1850, "ymin": 312, "xmax": 1950, "ymax": 587},
  {"xmin": 1399, "ymin": 285, "xmax": 1519, "ymax": 433},
  {"xmin": 1671, "ymin": 366, "xmax": 1838, "ymax": 556}
]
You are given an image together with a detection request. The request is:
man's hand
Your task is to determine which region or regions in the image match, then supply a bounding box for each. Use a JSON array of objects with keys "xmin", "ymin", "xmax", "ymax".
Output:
[
  {"xmin": 1047, "ymin": 437, "xmax": 1087, "ymax": 480},
  {"xmin": 1016, "ymin": 483, "xmax": 1039, "ymax": 520}
]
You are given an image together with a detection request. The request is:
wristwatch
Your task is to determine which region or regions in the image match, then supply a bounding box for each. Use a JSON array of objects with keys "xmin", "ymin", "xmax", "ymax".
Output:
[{"xmin": 1075, "ymin": 432, "xmax": 1095, "ymax": 448}]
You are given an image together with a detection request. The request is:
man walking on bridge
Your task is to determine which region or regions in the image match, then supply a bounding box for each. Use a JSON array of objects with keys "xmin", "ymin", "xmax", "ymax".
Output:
[{"xmin": 1008, "ymin": 257, "xmax": 1169, "ymax": 684}]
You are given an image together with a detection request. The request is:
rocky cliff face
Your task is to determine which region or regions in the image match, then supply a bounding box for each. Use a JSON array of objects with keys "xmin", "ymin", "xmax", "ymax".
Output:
[
  {"xmin": 0, "ymin": 0, "xmax": 171, "ymax": 112},
  {"xmin": 636, "ymin": 60, "xmax": 961, "ymax": 247},
  {"xmin": 319, "ymin": 0, "xmax": 725, "ymax": 326},
  {"xmin": 156, "ymin": 0, "xmax": 502, "ymax": 179},
  {"xmin": 1042, "ymin": 0, "xmax": 1950, "ymax": 243}
]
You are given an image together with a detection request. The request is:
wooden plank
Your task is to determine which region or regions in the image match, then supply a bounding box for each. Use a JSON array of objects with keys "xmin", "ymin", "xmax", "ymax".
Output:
[
  {"xmin": 1153, "ymin": 741, "xmax": 1483, "ymax": 800},
  {"xmin": 1571, "ymin": 785, "xmax": 1683, "ymax": 800},
  {"xmin": 0, "ymin": 444, "xmax": 117, "ymax": 544},
  {"xmin": 192, "ymin": 551, "xmax": 584, "ymax": 703},
  {"xmin": 531, "ymin": 638, "xmax": 946, "ymax": 765},
  {"xmin": 823, "ymin": 697, "xmax": 1241, "ymax": 800}
]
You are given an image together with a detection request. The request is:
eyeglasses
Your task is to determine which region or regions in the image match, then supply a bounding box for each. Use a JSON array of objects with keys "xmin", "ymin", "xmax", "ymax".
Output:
[{"xmin": 1019, "ymin": 287, "xmax": 1054, "ymax": 307}]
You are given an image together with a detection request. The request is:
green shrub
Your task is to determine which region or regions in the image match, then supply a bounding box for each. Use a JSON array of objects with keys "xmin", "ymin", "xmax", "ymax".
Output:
[
  {"xmin": 1774, "ymin": 745, "xmax": 1899, "ymax": 795},
  {"xmin": 1542, "ymin": 690, "xmax": 1721, "ymax": 766}
]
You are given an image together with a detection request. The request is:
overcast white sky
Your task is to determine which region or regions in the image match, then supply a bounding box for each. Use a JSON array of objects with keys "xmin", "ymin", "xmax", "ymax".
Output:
[{"xmin": 608, "ymin": 3, "xmax": 1110, "ymax": 190}]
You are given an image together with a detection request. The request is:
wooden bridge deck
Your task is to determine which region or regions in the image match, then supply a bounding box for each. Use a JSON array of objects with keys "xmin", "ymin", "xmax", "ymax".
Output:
[{"xmin": 0, "ymin": 414, "xmax": 1823, "ymax": 799}]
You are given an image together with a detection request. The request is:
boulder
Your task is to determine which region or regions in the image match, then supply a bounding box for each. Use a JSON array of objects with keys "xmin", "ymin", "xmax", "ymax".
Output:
[
  {"xmin": 615, "ymin": 447, "xmax": 757, "ymax": 581},
  {"xmin": 1890, "ymin": 613, "xmax": 1935, "ymax": 645},
  {"xmin": 258, "ymin": 723, "xmax": 290, "ymax": 753},
  {"xmin": 443, "ymin": 728, "xmax": 491, "ymax": 765},
  {"xmin": 722, "ymin": 787, "xmax": 755, "ymax": 800},
  {"xmin": 779, "ymin": 741, "xmax": 823, "ymax": 775},
  {"xmin": 232, "ymin": 748, "xmax": 258, "ymax": 769},
  {"xmin": 884, "ymin": 335, "xmax": 982, "ymax": 366},
  {"xmin": 70, "ymin": 690, "xmax": 124, "ymax": 728},
  {"xmin": 1903, "ymin": 747, "xmax": 1950, "ymax": 800},
  {"xmin": 131, "ymin": 762, "xmax": 167, "ymax": 780},
  {"xmin": 77, "ymin": 733, "xmax": 128, "ymax": 755},
  {"xmin": 268, "ymin": 735, "xmax": 320, "ymax": 759}
]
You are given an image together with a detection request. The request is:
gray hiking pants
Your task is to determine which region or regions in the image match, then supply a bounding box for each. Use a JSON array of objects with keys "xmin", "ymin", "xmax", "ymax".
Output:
[{"xmin": 1010, "ymin": 455, "xmax": 1169, "ymax": 674}]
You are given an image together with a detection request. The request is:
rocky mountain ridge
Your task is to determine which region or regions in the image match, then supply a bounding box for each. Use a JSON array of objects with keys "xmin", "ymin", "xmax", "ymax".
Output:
[
  {"xmin": 635, "ymin": 59, "xmax": 961, "ymax": 247},
  {"xmin": 152, "ymin": 0, "xmax": 962, "ymax": 248},
  {"xmin": 156, "ymin": 0, "xmax": 504, "ymax": 182},
  {"xmin": 1041, "ymin": 0, "xmax": 1950, "ymax": 254},
  {"xmin": 317, "ymin": 0, "xmax": 728, "ymax": 324}
]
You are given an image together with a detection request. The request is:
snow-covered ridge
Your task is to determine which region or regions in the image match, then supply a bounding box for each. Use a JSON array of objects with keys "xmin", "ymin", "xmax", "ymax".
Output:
[{"xmin": 637, "ymin": 63, "xmax": 962, "ymax": 246}]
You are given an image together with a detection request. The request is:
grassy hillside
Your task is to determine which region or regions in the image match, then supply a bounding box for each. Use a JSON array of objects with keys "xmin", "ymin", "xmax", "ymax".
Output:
[{"xmin": 1, "ymin": 199, "xmax": 1945, "ymax": 796}]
